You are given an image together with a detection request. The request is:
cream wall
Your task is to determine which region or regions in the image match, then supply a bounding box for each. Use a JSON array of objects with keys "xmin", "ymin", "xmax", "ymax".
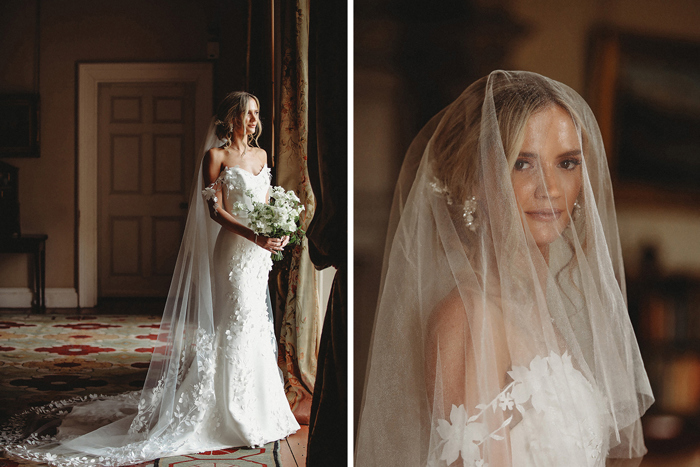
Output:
[
  {"xmin": 0, "ymin": 0, "xmax": 248, "ymax": 304},
  {"xmin": 509, "ymin": 0, "xmax": 700, "ymax": 92}
]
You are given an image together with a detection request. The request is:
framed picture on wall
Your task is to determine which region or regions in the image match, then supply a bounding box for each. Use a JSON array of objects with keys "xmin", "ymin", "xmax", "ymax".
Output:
[
  {"xmin": 586, "ymin": 29, "xmax": 700, "ymax": 205},
  {"xmin": 0, "ymin": 94, "xmax": 40, "ymax": 158}
]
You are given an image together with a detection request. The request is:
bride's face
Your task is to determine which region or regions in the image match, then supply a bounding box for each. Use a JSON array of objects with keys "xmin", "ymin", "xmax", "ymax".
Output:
[
  {"xmin": 511, "ymin": 104, "xmax": 582, "ymax": 252},
  {"xmin": 244, "ymin": 99, "xmax": 259, "ymax": 135}
]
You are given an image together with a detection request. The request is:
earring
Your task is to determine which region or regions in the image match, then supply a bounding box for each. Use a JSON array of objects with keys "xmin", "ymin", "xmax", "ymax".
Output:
[
  {"xmin": 463, "ymin": 196, "xmax": 478, "ymax": 232},
  {"xmin": 572, "ymin": 200, "xmax": 581, "ymax": 220}
]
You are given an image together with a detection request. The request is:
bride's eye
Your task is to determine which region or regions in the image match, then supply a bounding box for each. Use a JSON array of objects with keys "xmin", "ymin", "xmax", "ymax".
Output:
[
  {"xmin": 559, "ymin": 159, "xmax": 581, "ymax": 170},
  {"xmin": 514, "ymin": 159, "xmax": 531, "ymax": 171}
]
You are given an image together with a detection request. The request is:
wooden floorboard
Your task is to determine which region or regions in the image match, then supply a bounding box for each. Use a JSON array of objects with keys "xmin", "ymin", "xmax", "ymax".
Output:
[{"xmin": 280, "ymin": 424, "xmax": 308, "ymax": 466}]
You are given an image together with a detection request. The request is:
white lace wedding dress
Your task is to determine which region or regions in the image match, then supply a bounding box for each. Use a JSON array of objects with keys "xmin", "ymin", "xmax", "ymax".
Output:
[
  {"xmin": 430, "ymin": 352, "xmax": 611, "ymax": 467},
  {"xmin": 2, "ymin": 164, "xmax": 299, "ymax": 467}
]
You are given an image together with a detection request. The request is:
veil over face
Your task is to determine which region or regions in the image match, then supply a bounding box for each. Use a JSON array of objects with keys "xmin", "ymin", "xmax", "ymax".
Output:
[{"xmin": 356, "ymin": 71, "xmax": 653, "ymax": 467}]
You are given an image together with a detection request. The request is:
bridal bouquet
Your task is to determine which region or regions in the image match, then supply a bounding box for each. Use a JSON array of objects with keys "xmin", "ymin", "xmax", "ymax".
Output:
[{"xmin": 233, "ymin": 186, "xmax": 305, "ymax": 261}]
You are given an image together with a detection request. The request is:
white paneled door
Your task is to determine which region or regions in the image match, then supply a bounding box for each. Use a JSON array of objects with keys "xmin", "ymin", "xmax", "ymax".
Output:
[{"xmin": 98, "ymin": 83, "xmax": 196, "ymax": 297}]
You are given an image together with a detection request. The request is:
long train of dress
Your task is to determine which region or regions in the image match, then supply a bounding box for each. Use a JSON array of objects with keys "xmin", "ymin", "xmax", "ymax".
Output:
[{"xmin": 1, "ymin": 164, "xmax": 299, "ymax": 466}]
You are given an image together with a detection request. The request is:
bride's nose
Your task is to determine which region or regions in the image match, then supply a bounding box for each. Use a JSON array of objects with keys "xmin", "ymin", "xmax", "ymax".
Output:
[{"xmin": 535, "ymin": 167, "xmax": 562, "ymax": 199}]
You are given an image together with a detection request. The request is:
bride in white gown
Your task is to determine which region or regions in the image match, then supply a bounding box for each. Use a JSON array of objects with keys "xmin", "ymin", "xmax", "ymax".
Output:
[
  {"xmin": 356, "ymin": 71, "xmax": 653, "ymax": 466},
  {"xmin": 2, "ymin": 92, "xmax": 299, "ymax": 466}
]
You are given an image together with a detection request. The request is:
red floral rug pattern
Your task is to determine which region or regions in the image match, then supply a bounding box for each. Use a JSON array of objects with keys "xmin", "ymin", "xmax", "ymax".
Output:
[{"xmin": 0, "ymin": 314, "xmax": 161, "ymax": 420}]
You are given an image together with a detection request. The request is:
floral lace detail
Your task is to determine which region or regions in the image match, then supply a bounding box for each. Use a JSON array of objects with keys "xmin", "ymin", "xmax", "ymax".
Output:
[
  {"xmin": 201, "ymin": 181, "xmax": 219, "ymax": 201},
  {"xmin": 430, "ymin": 352, "xmax": 609, "ymax": 467},
  {"xmin": 129, "ymin": 329, "xmax": 216, "ymax": 437},
  {"xmin": 214, "ymin": 165, "xmax": 271, "ymax": 230},
  {"xmin": 213, "ymin": 162, "xmax": 296, "ymax": 448},
  {"xmin": 219, "ymin": 165, "xmax": 271, "ymax": 196},
  {"xmin": 2, "ymin": 392, "xmax": 141, "ymax": 466},
  {"xmin": 218, "ymin": 240, "xmax": 280, "ymax": 447},
  {"xmin": 202, "ymin": 166, "xmax": 270, "ymax": 212}
]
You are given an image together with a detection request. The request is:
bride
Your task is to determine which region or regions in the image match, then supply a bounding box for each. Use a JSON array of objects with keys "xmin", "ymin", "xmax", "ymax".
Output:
[
  {"xmin": 356, "ymin": 71, "xmax": 653, "ymax": 466},
  {"xmin": 2, "ymin": 92, "xmax": 300, "ymax": 466}
]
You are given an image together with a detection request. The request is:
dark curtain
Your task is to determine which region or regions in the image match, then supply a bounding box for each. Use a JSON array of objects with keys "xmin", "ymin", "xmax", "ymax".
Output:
[{"xmin": 305, "ymin": 0, "xmax": 347, "ymax": 465}]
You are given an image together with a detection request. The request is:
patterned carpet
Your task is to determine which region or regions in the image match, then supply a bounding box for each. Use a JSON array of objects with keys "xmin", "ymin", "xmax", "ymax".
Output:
[
  {"xmin": 0, "ymin": 314, "xmax": 159, "ymax": 420},
  {"xmin": 0, "ymin": 314, "xmax": 281, "ymax": 467},
  {"xmin": 0, "ymin": 444, "xmax": 280, "ymax": 467}
]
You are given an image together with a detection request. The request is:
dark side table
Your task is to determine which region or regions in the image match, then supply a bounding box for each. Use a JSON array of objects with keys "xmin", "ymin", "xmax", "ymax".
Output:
[{"xmin": 0, "ymin": 234, "xmax": 47, "ymax": 312}]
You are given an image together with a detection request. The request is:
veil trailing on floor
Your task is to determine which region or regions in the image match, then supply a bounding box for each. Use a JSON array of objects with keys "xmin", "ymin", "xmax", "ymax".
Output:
[
  {"xmin": 1, "ymin": 119, "xmax": 277, "ymax": 466},
  {"xmin": 356, "ymin": 71, "xmax": 653, "ymax": 466}
]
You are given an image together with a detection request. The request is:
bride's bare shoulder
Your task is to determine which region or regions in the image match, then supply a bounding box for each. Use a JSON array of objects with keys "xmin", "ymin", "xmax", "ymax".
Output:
[
  {"xmin": 205, "ymin": 146, "xmax": 226, "ymax": 160},
  {"xmin": 203, "ymin": 148, "xmax": 226, "ymax": 183},
  {"xmin": 425, "ymin": 284, "xmax": 509, "ymax": 386},
  {"xmin": 203, "ymin": 147, "xmax": 226, "ymax": 168},
  {"xmin": 426, "ymin": 285, "xmax": 501, "ymax": 342}
]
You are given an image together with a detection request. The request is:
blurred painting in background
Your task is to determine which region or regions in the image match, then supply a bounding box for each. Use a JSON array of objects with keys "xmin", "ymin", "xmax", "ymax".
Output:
[
  {"xmin": 0, "ymin": 95, "xmax": 39, "ymax": 158},
  {"xmin": 588, "ymin": 30, "xmax": 700, "ymax": 200}
]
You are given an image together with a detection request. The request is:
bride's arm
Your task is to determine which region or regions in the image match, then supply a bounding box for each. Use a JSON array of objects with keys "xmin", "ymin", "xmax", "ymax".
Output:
[
  {"xmin": 425, "ymin": 288, "xmax": 511, "ymax": 465},
  {"xmin": 425, "ymin": 290, "xmax": 476, "ymax": 413},
  {"xmin": 202, "ymin": 148, "xmax": 284, "ymax": 252}
]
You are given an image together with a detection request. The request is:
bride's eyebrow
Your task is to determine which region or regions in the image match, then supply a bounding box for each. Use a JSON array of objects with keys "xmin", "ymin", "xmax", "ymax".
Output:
[
  {"xmin": 517, "ymin": 149, "xmax": 582, "ymax": 159},
  {"xmin": 517, "ymin": 152, "xmax": 537, "ymax": 159},
  {"xmin": 557, "ymin": 149, "xmax": 581, "ymax": 158}
]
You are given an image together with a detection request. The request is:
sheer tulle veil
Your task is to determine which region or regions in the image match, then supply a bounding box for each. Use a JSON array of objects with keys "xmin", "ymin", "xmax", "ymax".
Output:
[
  {"xmin": 1, "ymin": 118, "xmax": 277, "ymax": 466},
  {"xmin": 356, "ymin": 71, "xmax": 653, "ymax": 466}
]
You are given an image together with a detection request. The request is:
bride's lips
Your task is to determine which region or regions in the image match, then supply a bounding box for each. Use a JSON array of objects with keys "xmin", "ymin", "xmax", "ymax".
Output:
[{"xmin": 525, "ymin": 209, "xmax": 562, "ymax": 222}]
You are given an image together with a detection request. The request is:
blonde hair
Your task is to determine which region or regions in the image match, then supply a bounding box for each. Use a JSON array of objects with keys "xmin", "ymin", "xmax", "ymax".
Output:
[{"xmin": 214, "ymin": 91, "xmax": 262, "ymax": 148}]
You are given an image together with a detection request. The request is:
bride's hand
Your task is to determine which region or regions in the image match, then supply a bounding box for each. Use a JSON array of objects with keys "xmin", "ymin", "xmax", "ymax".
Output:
[{"xmin": 254, "ymin": 234, "xmax": 288, "ymax": 252}]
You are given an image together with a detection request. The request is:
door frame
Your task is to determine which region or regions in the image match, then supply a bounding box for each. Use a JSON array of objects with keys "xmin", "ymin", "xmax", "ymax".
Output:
[{"xmin": 77, "ymin": 63, "xmax": 213, "ymax": 307}]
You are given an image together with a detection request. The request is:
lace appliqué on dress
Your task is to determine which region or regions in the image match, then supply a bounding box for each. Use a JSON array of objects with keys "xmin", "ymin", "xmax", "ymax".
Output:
[
  {"xmin": 219, "ymin": 166, "xmax": 271, "ymax": 194},
  {"xmin": 429, "ymin": 352, "xmax": 609, "ymax": 467},
  {"xmin": 130, "ymin": 329, "xmax": 218, "ymax": 435},
  {"xmin": 219, "ymin": 240, "xmax": 277, "ymax": 447},
  {"xmin": 202, "ymin": 165, "xmax": 271, "ymax": 214}
]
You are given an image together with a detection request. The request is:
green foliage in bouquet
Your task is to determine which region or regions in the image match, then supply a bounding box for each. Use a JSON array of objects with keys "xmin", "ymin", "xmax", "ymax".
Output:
[{"xmin": 232, "ymin": 186, "xmax": 305, "ymax": 261}]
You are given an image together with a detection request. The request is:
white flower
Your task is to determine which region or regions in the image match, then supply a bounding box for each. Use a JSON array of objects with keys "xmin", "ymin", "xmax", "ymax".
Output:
[
  {"xmin": 436, "ymin": 405, "xmax": 487, "ymax": 465},
  {"xmin": 201, "ymin": 186, "xmax": 217, "ymax": 201},
  {"xmin": 508, "ymin": 354, "xmax": 551, "ymax": 413},
  {"xmin": 239, "ymin": 185, "xmax": 304, "ymax": 259},
  {"xmin": 498, "ymin": 392, "xmax": 514, "ymax": 411}
]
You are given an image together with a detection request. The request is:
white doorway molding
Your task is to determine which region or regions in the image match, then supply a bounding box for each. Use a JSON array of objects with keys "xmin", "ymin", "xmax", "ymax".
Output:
[{"xmin": 78, "ymin": 63, "xmax": 213, "ymax": 307}]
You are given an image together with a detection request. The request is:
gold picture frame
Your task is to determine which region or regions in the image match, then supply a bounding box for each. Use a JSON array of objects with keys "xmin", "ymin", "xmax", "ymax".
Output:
[{"xmin": 586, "ymin": 29, "xmax": 700, "ymax": 206}]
